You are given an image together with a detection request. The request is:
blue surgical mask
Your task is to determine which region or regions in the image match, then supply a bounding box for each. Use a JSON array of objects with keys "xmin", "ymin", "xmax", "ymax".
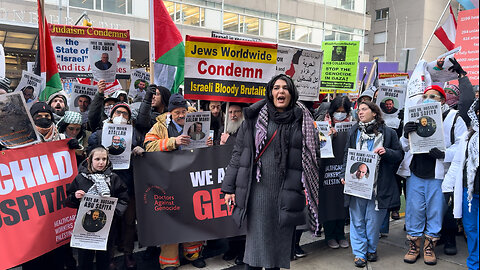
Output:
[{"xmin": 423, "ymin": 99, "xmax": 437, "ymax": 104}]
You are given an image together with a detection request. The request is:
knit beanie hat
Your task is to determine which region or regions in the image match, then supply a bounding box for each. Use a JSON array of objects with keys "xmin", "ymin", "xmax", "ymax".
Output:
[
  {"xmin": 110, "ymin": 102, "xmax": 132, "ymax": 120},
  {"xmin": 168, "ymin": 93, "xmax": 188, "ymax": 112},
  {"xmin": 0, "ymin": 77, "xmax": 11, "ymax": 91},
  {"xmin": 424, "ymin": 85, "xmax": 446, "ymax": 99},
  {"xmin": 359, "ymin": 88, "xmax": 375, "ymax": 101},
  {"xmin": 47, "ymin": 90, "xmax": 69, "ymax": 108},
  {"xmin": 60, "ymin": 111, "xmax": 83, "ymax": 125},
  {"xmin": 157, "ymin": 86, "xmax": 172, "ymax": 108},
  {"xmin": 444, "ymin": 84, "xmax": 460, "ymax": 107},
  {"xmin": 30, "ymin": 102, "xmax": 54, "ymax": 119}
]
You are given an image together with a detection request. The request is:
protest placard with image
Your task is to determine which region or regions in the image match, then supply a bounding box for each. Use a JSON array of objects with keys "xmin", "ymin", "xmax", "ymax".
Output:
[
  {"xmin": 14, "ymin": 70, "xmax": 44, "ymax": 107},
  {"xmin": 378, "ymin": 73, "xmax": 409, "ymax": 87},
  {"xmin": 129, "ymin": 69, "xmax": 150, "ymax": 101},
  {"xmin": 344, "ymin": 149, "xmax": 379, "ymax": 200},
  {"xmin": 0, "ymin": 92, "xmax": 40, "ymax": 148},
  {"xmin": 71, "ymin": 194, "xmax": 117, "ymax": 251},
  {"xmin": 69, "ymin": 83, "xmax": 96, "ymax": 113},
  {"xmin": 183, "ymin": 111, "xmax": 211, "ymax": 150},
  {"xmin": 320, "ymin": 41, "xmax": 360, "ymax": 92},
  {"xmin": 89, "ymin": 40, "xmax": 117, "ymax": 82},
  {"xmin": 426, "ymin": 47, "xmax": 461, "ymax": 83},
  {"xmin": 334, "ymin": 122, "xmax": 355, "ymax": 133},
  {"xmin": 101, "ymin": 123, "xmax": 133, "ymax": 169},
  {"xmin": 406, "ymin": 102, "xmax": 445, "ymax": 154},
  {"xmin": 376, "ymin": 86, "xmax": 406, "ymax": 129},
  {"xmin": 316, "ymin": 121, "xmax": 334, "ymax": 158}
]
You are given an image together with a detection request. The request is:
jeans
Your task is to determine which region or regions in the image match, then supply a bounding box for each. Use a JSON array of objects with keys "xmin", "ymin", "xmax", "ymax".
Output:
[
  {"xmin": 380, "ymin": 210, "xmax": 390, "ymax": 234},
  {"xmin": 405, "ymin": 173, "xmax": 446, "ymax": 238},
  {"xmin": 349, "ymin": 196, "xmax": 387, "ymax": 259},
  {"xmin": 463, "ymin": 188, "xmax": 479, "ymax": 270}
]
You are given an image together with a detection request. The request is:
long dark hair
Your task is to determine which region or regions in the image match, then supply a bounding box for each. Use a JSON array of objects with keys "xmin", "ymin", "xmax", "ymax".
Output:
[
  {"xmin": 358, "ymin": 101, "xmax": 385, "ymax": 135},
  {"xmin": 265, "ymin": 74, "xmax": 299, "ymax": 110},
  {"xmin": 328, "ymin": 96, "xmax": 352, "ymax": 119}
]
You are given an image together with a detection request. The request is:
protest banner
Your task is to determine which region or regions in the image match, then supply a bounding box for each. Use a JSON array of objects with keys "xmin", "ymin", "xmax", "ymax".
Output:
[
  {"xmin": 184, "ymin": 36, "xmax": 277, "ymax": 103},
  {"xmin": 183, "ymin": 111, "xmax": 211, "ymax": 150},
  {"xmin": 427, "ymin": 47, "xmax": 462, "ymax": 83},
  {"xmin": 320, "ymin": 41, "xmax": 360, "ymax": 92},
  {"xmin": 211, "ymin": 31, "xmax": 262, "ymax": 42},
  {"xmin": 71, "ymin": 194, "xmax": 117, "ymax": 251},
  {"xmin": 454, "ymin": 9, "xmax": 479, "ymax": 85},
  {"xmin": 101, "ymin": 123, "xmax": 133, "ymax": 170},
  {"xmin": 315, "ymin": 121, "xmax": 334, "ymax": 158},
  {"xmin": 379, "ymin": 73, "xmax": 409, "ymax": 87},
  {"xmin": 344, "ymin": 149, "xmax": 379, "ymax": 200},
  {"xmin": 49, "ymin": 24, "xmax": 130, "ymax": 79},
  {"xmin": 13, "ymin": 70, "xmax": 45, "ymax": 107},
  {"xmin": 89, "ymin": 40, "xmax": 118, "ymax": 82},
  {"xmin": 129, "ymin": 69, "xmax": 150, "ymax": 100},
  {"xmin": 69, "ymin": 82, "xmax": 96, "ymax": 114},
  {"xmin": 376, "ymin": 86, "xmax": 406, "ymax": 129},
  {"xmin": 276, "ymin": 46, "xmax": 322, "ymax": 101},
  {"xmin": 0, "ymin": 92, "xmax": 40, "ymax": 148},
  {"xmin": 77, "ymin": 78, "xmax": 122, "ymax": 96},
  {"xmin": 0, "ymin": 140, "xmax": 77, "ymax": 270},
  {"xmin": 133, "ymin": 145, "xmax": 245, "ymax": 246},
  {"xmin": 407, "ymin": 102, "xmax": 446, "ymax": 154},
  {"xmin": 334, "ymin": 121, "xmax": 355, "ymax": 133}
]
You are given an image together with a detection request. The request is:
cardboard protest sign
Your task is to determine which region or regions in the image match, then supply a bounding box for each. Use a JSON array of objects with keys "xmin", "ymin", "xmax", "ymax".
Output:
[
  {"xmin": 77, "ymin": 78, "xmax": 122, "ymax": 96},
  {"xmin": 49, "ymin": 24, "xmax": 130, "ymax": 79},
  {"xmin": 276, "ymin": 46, "xmax": 322, "ymax": 101},
  {"xmin": 69, "ymin": 82, "xmax": 96, "ymax": 113},
  {"xmin": 90, "ymin": 40, "xmax": 118, "ymax": 82},
  {"xmin": 427, "ymin": 47, "xmax": 462, "ymax": 83},
  {"xmin": 344, "ymin": 149, "xmax": 379, "ymax": 200},
  {"xmin": 101, "ymin": 123, "xmax": 133, "ymax": 169},
  {"xmin": 184, "ymin": 36, "xmax": 277, "ymax": 103},
  {"xmin": 334, "ymin": 122, "xmax": 355, "ymax": 133},
  {"xmin": 454, "ymin": 9, "xmax": 479, "ymax": 85},
  {"xmin": 320, "ymin": 41, "xmax": 360, "ymax": 92},
  {"xmin": 379, "ymin": 73, "xmax": 409, "ymax": 87},
  {"xmin": 133, "ymin": 145, "xmax": 245, "ymax": 246},
  {"xmin": 407, "ymin": 102, "xmax": 445, "ymax": 154},
  {"xmin": 0, "ymin": 92, "xmax": 40, "ymax": 148},
  {"xmin": 129, "ymin": 69, "xmax": 150, "ymax": 100},
  {"xmin": 376, "ymin": 86, "xmax": 406, "ymax": 129},
  {"xmin": 14, "ymin": 70, "xmax": 44, "ymax": 106},
  {"xmin": 315, "ymin": 121, "xmax": 334, "ymax": 158},
  {"xmin": 71, "ymin": 194, "xmax": 117, "ymax": 251},
  {"xmin": 0, "ymin": 140, "xmax": 77, "ymax": 270},
  {"xmin": 183, "ymin": 111, "xmax": 211, "ymax": 150}
]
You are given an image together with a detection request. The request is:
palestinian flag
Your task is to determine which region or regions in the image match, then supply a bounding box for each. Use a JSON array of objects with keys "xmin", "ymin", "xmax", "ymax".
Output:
[
  {"xmin": 35, "ymin": 0, "xmax": 62, "ymax": 101},
  {"xmin": 149, "ymin": 0, "xmax": 184, "ymax": 93}
]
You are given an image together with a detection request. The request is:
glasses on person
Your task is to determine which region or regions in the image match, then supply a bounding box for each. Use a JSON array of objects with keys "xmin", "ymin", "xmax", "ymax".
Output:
[
  {"xmin": 422, "ymin": 94, "xmax": 441, "ymax": 100},
  {"xmin": 67, "ymin": 126, "xmax": 81, "ymax": 132},
  {"xmin": 114, "ymin": 110, "xmax": 129, "ymax": 117}
]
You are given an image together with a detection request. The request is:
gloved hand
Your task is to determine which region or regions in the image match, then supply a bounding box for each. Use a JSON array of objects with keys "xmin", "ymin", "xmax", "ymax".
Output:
[
  {"xmin": 147, "ymin": 84, "xmax": 157, "ymax": 96},
  {"xmin": 67, "ymin": 138, "xmax": 82, "ymax": 150},
  {"xmin": 429, "ymin": 147, "xmax": 445, "ymax": 159},
  {"xmin": 132, "ymin": 146, "xmax": 145, "ymax": 156},
  {"xmin": 448, "ymin": 58, "xmax": 467, "ymax": 77},
  {"xmin": 403, "ymin": 121, "xmax": 417, "ymax": 138}
]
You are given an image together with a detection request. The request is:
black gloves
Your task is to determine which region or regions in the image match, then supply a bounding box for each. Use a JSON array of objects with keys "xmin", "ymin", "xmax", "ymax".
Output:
[
  {"xmin": 448, "ymin": 58, "xmax": 467, "ymax": 77},
  {"xmin": 429, "ymin": 147, "xmax": 445, "ymax": 159},
  {"xmin": 403, "ymin": 121, "xmax": 417, "ymax": 138},
  {"xmin": 67, "ymin": 138, "xmax": 81, "ymax": 150},
  {"xmin": 144, "ymin": 84, "xmax": 157, "ymax": 101}
]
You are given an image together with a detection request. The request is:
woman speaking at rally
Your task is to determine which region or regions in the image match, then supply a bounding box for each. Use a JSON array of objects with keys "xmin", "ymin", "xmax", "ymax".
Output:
[
  {"xmin": 221, "ymin": 74, "xmax": 321, "ymax": 270},
  {"xmin": 340, "ymin": 101, "xmax": 403, "ymax": 268}
]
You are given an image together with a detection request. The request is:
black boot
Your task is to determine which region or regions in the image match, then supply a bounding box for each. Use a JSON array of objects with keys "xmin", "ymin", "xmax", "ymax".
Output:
[{"xmin": 444, "ymin": 233, "xmax": 457, "ymax": 255}]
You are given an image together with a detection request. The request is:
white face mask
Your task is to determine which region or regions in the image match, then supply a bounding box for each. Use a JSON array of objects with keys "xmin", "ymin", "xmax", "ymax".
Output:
[
  {"xmin": 333, "ymin": 112, "xmax": 347, "ymax": 121},
  {"xmin": 112, "ymin": 116, "xmax": 128, "ymax": 125}
]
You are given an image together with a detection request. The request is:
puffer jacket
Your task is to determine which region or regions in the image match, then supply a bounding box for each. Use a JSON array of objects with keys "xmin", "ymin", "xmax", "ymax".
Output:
[
  {"xmin": 66, "ymin": 160, "xmax": 129, "ymax": 216},
  {"xmin": 221, "ymin": 100, "xmax": 306, "ymax": 228}
]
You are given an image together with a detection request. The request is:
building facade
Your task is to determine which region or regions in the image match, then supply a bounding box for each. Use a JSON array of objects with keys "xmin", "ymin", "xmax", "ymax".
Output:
[{"xmin": 0, "ymin": 0, "xmax": 370, "ymax": 87}]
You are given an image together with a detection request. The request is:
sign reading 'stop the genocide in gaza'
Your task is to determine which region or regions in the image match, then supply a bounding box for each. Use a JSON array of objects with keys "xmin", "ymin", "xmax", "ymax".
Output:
[{"xmin": 184, "ymin": 36, "xmax": 277, "ymax": 103}]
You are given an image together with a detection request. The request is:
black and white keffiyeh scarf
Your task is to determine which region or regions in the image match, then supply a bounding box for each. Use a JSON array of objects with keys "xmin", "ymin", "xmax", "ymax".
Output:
[
  {"xmin": 466, "ymin": 99, "xmax": 479, "ymax": 212},
  {"xmin": 82, "ymin": 172, "xmax": 111, "ymax": 197}
]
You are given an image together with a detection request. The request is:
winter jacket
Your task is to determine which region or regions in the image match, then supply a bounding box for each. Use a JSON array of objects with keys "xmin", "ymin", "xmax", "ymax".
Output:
[
  {"xmin": 458, "ymin": 76, "xmax": 475, "ymax": 127},
  {"xmin": 340, "ymin": 123, "xmax": 404, "ymax": 209},
  {"xmin": 221, "ymin": 100, "xmax": 307, "ymax": 228},
  {"xmin": 88, "ymin": 92, "xmax": 108, "ymax": 132},
  {"xmin": 66, "ymin": 160, "xmax": 129, "ymax": 216}
]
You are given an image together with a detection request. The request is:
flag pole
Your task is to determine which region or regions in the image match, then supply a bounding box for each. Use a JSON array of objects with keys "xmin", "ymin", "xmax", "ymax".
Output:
[
  {"xmin": 364, "ymin": 58, "xmax": 378, "ymax": 91},
  {"xmin": 419, "ymin": 0, "xmax": 451, "ymax": 60},
  {"xmin": 148, "ymin": 0, "xmax": 154, "ymax": 84}
]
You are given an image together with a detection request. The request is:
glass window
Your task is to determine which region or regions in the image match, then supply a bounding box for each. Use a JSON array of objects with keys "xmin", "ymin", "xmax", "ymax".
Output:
[
  {"xmin": 164, "ymin": 1, "xmax": 175, "ymax": 21},
  {"xmin": 374, "ymin": 32, "xmax": 387, "ymax": 43},
  {"xmin": 278, "ymin": 22, "xmax": 292, "ymax": 40},
  {"xmin": 96, "ymin": 0, "xmax": 101, "ymax": 10},
  {"xmin": 182, "ymin": 5, "xmax": 202, "ymax": 26},
  {"xmin": 375, "ymin": 8, "xmax": 389, "ymax": 20},
  {"xmin": 224, "ymin": 12, "xmax": 239, "ymax": 32},
  {"xmin": 324, "ymin": 30, "xmax": 335, "ymax": 41},
  {"xmin": 262, "ymin": 19, "xmax": 277, "ymax": 39},
  {"xmin": 70, "ymin": 0, "xmax": 94, "ymax": 9},
  {"xmin": 337, "ymin": 32, "xmax": 351, "ymax": 41},
  {"xmin": 341, "ymin": 0, "xmax": 354, "ymax": 10},
  {"xmin": 103, "ymin": 0, "xmax": 127, "ymax": 14},
  {"xmin": 243, "ymin": 16, "xmax": 260, "ymax": 36},
  {"xmin": 293, "ymin": 25, "xmax": 310, "ymax": 42},
  {"xmin": 127, "ymin": 0, "xmax": 132, "ymax": 14}
]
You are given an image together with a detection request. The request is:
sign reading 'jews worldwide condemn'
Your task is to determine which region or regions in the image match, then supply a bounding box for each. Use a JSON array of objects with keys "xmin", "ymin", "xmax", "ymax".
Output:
[{"xmin": 184, "ymin": 36, "xmax": 277, "ymax": 103}]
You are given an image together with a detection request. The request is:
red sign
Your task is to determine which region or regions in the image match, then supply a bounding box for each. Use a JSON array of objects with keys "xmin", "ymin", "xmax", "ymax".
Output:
[
  {"xmin": 0, "ymin": 140, "xmax": 77, "ymax": 269},
  {"xmin": 454, "ymin": 9, "xmax": 479, "ymax": 85}
]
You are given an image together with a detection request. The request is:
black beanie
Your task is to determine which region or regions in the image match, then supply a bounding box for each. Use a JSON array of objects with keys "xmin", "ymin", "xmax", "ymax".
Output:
[
  {"xmin": 30, "ymin": 102, "xmax": 54, "ymax": 119},
  {"xmin": 157, "ymin": 86, "xmax": 171, "ymax": 108},
  {"xmin": 168, "ymin": 93, "xmax": 188, "ymax": 112}
]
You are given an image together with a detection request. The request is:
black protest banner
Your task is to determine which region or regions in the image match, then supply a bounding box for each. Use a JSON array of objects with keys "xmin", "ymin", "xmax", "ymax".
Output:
[
  {"xmin": 320, "ymin": 131, "xmax": 349, "ymax": 221},
  {"xmin": 133, "ymin": 145, "xmax": 245, "ymax": 246}
]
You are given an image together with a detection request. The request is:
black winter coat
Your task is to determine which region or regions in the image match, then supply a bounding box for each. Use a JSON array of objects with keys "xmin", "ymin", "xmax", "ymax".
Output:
[
  {"xmin": 66, "ymin": 160, "xmax": 129, "ymax": 216},
  {"xmin": 221, "ymin": 100, "xmax": 306, "ymax": 228},
  {"xmin": 340, "ymin": 123, "xmax": 404, "ymax": 209}
]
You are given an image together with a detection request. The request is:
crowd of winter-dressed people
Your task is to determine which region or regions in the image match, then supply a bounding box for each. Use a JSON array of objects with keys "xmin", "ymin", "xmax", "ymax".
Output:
[{"xmin": 0, "ymin": 57, "xmax": 478, "ymax": 270}]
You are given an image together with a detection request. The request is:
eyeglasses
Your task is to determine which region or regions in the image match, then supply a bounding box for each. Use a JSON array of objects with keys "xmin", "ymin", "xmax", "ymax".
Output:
[
  {"xmin": 67, "ymin": 126, "xmax": 81, "ymax": 132},
  {"xmin": 422, "ymin": 94, "xmax": 441, "ymax": 100},
  {"xmin": 114, "ymin": 110, "xmax": 129, "ymax": 117}
]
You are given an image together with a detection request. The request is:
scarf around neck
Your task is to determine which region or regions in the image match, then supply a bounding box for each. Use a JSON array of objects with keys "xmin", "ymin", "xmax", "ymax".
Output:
[
  {"xmin": 466, "ymin": 99, "xmax": 479, "ymax": 211},
  {"xmin": 82, "ymin": 172, "xmax": 111, "ymax": 197}
]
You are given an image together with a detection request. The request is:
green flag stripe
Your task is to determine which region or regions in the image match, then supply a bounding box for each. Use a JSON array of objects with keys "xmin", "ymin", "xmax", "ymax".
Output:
[{"xmin": 156, "ymin": 42, "xmax": 185, "ymax": 67}]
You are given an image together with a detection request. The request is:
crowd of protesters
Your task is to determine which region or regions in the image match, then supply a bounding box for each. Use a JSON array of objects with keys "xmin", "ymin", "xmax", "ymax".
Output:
[{"xmin": 0, "ymin": 56, "xmax": 478, "ymax": 270}]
